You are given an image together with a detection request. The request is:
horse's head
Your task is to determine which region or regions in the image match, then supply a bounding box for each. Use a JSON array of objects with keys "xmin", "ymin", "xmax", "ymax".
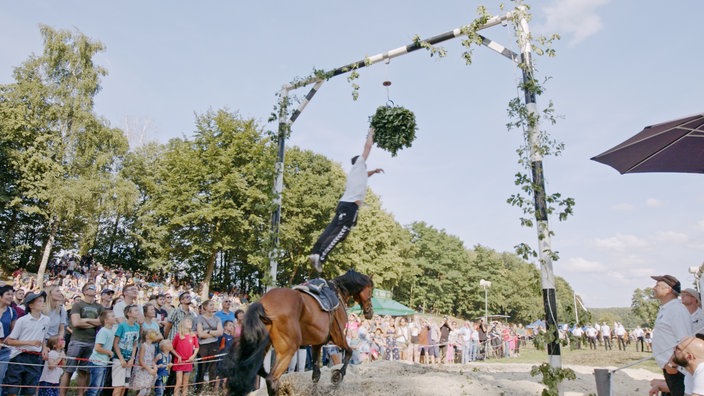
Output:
[
  {"xmin": 356, "ymin": 275, "xmax": 374, "ymax": 320},
  {"xmin": 334, "ymin": 270, "xmax": 374, "ymax": 320}
]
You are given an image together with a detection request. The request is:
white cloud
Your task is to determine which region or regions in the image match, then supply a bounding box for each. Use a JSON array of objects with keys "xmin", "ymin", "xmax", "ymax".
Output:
[
  {"xmin": 646, "ymin": 198, "xmax": 663, "ymax": 207},
  {"xmin": 592, "ymin": 234, "xmax": 648, "ymax": 251},
  {"xmin": 655, "ymin": 231, "xmax": 689, "ymax": 244},
  {"xmin": 563, "ymin": 257, "xmax": 607, "ymax": 273},
  {"xmin": 541, "ymin": 0, "xmax": 611, "ymax": 46},
  {"xmin": 618, "ymin": 254, "xmax": 647, "ymax": 267},
  {"xmin": 612, "ymin": 202, "xmax": 634, "ymax": 211},
  {"xmin": 697, "ymin": 219, "xmax": 704, "ymax": 230}
]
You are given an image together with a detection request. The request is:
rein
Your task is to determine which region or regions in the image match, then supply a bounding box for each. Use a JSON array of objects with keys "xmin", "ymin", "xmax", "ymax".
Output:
[{"xmin": 328, "ymin": 280, "xmax": 350, "ymax": 340}]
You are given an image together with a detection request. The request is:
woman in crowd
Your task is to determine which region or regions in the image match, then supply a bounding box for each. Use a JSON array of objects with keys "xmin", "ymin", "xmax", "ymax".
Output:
[
  {"xmin": 195, "ymin": 300, "xmax": 223, "ymax": 390},
  {"xmin": 384, "ymin": 320, "xmax": 399, "ymax": 361},
  {"xmin": 0, "ymin": 285, "xmax": 17, "ymax": 387},
  {"xmin": 233, "ymin": 309, "xmax": 244, "ymax": 346},
  {"xmin": 42, "ymin": 285, "xmax": 67, "ymax": 341},
  {"xmin": 142, "ymin": 304, "xmax": 161, "ymax": 335},
  {"xmin": 395, "ymin": 317, "xmax": 411, "ymax": 361}
]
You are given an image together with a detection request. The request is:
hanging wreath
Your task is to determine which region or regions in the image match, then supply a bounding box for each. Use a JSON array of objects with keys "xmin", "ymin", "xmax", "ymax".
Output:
[{"xmin": 369, "ymin": 104, "xmax": 418, "ymax": 157}]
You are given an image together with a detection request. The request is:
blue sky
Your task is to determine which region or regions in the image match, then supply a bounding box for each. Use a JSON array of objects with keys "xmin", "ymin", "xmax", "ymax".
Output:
[{"xmin": 2, "ymin": 0, "xmax": 703, "ymax": 309}]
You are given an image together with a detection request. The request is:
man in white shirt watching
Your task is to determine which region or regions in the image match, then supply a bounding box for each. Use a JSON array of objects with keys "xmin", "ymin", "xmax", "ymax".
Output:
[
  {"xmin": 652, "ymin": 274, "xmax": 692, "ymax": 396},
  {"xmin": 682, "ymin": 288, "xmax": 704, "ymax": 336}
]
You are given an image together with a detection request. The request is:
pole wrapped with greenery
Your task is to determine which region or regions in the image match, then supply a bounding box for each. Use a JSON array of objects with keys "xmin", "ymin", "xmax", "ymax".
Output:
[{"xmin": 369, "ymin": 104, "xmax": 417, "ymax": 157}]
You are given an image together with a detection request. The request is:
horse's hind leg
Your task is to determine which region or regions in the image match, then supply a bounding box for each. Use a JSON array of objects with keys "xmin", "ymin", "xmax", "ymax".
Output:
[
  {"xmin": 311, "ymin": 345, "xmax": 322, "ymax": 383},
  {"xmin": 266, "ymin": 341, "xmax": 297, "ymax": 395}
]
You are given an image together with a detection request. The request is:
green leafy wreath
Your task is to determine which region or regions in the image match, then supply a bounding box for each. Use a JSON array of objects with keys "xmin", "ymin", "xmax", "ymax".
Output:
[{"xmin": 369, "ymin": 104, "xmax": 418, "ymax": 157}]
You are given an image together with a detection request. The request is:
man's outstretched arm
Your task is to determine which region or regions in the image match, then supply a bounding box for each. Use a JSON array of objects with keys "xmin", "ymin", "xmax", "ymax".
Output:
[{"xmin": 361, "ymin": 128, "xmax": 374, "ymax": 161}]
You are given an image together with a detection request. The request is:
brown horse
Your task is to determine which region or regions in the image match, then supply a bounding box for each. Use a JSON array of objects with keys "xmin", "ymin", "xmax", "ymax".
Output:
[{"xmin": 228, "ymin": 269, "xmax": 374, "ymax": 396}]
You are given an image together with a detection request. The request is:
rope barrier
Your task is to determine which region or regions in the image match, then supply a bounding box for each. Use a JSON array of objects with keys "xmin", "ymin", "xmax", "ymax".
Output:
[
  {"xmin": 0, "ymin": 378, "xmax": 224, "ymax": 390},
  {"xmin": 0, "ymin": 352, "xmax": 229, "ymax": 368}
]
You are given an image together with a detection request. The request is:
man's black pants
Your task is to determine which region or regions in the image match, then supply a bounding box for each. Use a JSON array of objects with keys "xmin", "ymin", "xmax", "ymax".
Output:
[
  {"xmin": 311, "ymin": 202, "xmax": 358, "ymax": 262},
  {"xmin": 663, "ymin": 368, "xmax": 684, "ymax": 396}
]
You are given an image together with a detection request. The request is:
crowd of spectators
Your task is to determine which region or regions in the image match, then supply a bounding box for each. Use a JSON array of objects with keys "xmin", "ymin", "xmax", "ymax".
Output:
[
  {"xmin": 339, "ymin": 314, "xmax": 526, "ymax": 366},
  {"xmin": 563, "ymin": 322, "xmax": 653, "ymax": 352},
  {"xmin": 2, "ymin": 252, "xmax": 668, "ymax": 395},
  {"xmin": 0, "ymin": 253, "xmax": 249, "ymax": 396}
]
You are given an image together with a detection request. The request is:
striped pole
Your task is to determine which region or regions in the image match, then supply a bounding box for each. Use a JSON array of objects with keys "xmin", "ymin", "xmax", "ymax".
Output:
[
  {"xmin": 269, "ymin": 81, "xmax": 324, "ymax": 288},
  {"xmin": 268, "ymin": 8, "xmax": 524, "ymax": 288},
  {"xmin": 515, "ymin": 5, "xmax": 563, "ymax": 382}
]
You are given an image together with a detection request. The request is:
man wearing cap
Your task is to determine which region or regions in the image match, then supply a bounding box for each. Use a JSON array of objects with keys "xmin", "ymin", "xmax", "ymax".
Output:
[
  {"xmin": 163, "ymin": 291, "xmax": 197, "ymax": 341},
  {"xmin": 682, "ymin": 288, "xmax": 704, "ymax": 336},
  {"xmin": 60, "ymin": 282, "xmax": 104, "ymax": 396},
  {"xmin": 162, "ymin": 291, "xmax": 197, "ymax": 396},
  {"xmin": 652, "ymin": 274, "xmax": 693, "ymax": 396},
  {"xmin": 4, "ymin": 291, "xmax": 49, "ymax": 396},
  {"xmin": 99, "ymin": 288, "xmax": 114, "ymax": 309}
]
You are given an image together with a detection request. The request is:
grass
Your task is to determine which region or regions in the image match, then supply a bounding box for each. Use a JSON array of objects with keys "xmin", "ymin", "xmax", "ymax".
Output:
[{"xmin": 483, "ymin": 342, "xmax": 661, "ymax": 373}]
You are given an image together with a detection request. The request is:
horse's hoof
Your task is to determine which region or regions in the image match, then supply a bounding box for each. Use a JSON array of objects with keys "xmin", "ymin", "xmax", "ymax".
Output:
[
  {"xmin": 312, "ymin": 371, "xmax": 321, "ymax": 383},
  {"xmin": 331, "ymin": 369, "xmax": 344, "ymax": 385}
]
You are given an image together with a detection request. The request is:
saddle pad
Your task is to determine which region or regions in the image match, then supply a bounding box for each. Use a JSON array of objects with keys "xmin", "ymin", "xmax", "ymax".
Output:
[{"xmin": 293, "ymin": 278, "xmax": 340, "ymax": 312}]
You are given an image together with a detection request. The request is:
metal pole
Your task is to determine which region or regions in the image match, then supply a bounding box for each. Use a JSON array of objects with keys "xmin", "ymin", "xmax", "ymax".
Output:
[
  {"xmin": 484, "ymin": 286, "xmax": 488, "ymax": 321},
  {"xmin": 268, "ymin": 88, "xmax": 290, "ymax": 290},
  {"xmin": 515, "ymin": 6, "xmax": 562, "ymax": 378},
  {"xmin": 574, "ymin": 293, "xmax": 579, "ymax": 325}
]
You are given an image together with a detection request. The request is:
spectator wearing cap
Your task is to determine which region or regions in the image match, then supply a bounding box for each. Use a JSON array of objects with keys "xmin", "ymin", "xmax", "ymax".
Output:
[
  {"xmin": 652, "ymin": 274, "xmax": 692, "ymax": 396},
  {"xmin": 0, "ymin": 285, "xmax": 18, "ymax": 388},
  {"xmin": 59, "ymin": 282, "xmax": 104, "ymax": 396},
  {"xmin": 162, "ymin": 291, "xmax": 197, "ymax": 396},
  {"xmin": 4, "ymin": 291, "xmax": 50, "ymax": 396},
  {"xmin": 163, "ymin": 291, "xmax": 197, "ymax": 341},
  {"xmin": 682, "ymin": 288, "xmax": 704, "ymax": 336},
  {"xmin": 99, "ymin": 289, "xmax": 114, "ymax": 310}
]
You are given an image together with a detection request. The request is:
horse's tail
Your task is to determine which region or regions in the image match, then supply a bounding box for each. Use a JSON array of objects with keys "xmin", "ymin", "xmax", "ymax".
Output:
[{"xmin": 228, "ymin": 302, "xmax": 271, "ymax": 396}]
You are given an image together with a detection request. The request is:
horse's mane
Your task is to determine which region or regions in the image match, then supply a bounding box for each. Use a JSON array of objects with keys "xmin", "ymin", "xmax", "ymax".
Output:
[{"xmin": 332, "ymin": 269, "xmax": 373, "ymax": 296}]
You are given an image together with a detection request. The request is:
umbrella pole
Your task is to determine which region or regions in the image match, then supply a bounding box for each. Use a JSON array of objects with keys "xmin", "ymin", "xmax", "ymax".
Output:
[{"xmin": 516, "ymin": 7, "xmax": 563, "ymax": 386}]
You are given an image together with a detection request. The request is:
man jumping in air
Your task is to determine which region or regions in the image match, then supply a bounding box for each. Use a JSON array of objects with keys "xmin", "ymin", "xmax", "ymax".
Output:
[{"xmin": 309, "ymin": 128, "xmax": 384, "ymax": 272}]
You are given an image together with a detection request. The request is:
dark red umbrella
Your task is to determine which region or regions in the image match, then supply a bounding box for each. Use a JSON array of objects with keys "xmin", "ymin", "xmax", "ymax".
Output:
[{"xmin": 591, "ymin": 113, "xmax": 704, "ymax": 174}]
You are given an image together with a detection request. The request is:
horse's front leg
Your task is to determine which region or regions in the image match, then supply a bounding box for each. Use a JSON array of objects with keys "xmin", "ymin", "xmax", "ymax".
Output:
[
  {"xmin": 311, "ymin": 345, "xmax": 322, "ymax": 383},
  {"xmin": 337, "ymin": 343, "xmax": 353, "ymax": 378}
]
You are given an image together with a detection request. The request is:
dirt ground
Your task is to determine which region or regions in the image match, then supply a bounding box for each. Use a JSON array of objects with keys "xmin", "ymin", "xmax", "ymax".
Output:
[{"xmin": 248, "ymin": 360, "xmax": 655, "ymax": 395}]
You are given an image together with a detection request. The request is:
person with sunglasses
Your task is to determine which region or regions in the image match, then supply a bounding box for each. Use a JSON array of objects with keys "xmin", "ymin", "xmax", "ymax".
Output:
[
  {"xmin": 214, "ymin": 299, "xmax": 235, "ymax": 325},
  {"xmin": 162, "ymin": 292, "xmax": 197, "ymax": 396}
]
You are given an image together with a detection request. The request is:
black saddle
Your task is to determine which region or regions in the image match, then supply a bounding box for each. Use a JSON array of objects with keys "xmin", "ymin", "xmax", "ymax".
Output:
[{"xmin": 293, "ymin": 278, "xmax": 340, "ymax": 312}]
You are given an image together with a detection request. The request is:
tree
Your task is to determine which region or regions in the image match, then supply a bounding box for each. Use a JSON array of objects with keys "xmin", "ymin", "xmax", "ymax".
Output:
[
  {"xmin": 0, "ymin": 26, "xmax": 129, "ymax": 285},
  {"xmin": 126, "ymin": 110, "xmax": 275, "ymax": 298},
  {"xmin": 631, "ymin": 287, "xmax": 659, "ymax": 327}
]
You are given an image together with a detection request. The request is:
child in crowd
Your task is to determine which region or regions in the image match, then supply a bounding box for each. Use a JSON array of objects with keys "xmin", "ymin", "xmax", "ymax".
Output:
[
  {"xmin": 112, "ymin": 305, "xmax": 140, "ymax": 396},
  {"xmin": 154, "ymin": 340, "xmax": 174, "ymax": 396},
  {"xmin": 130, "ymin": 329, "xmax": 160, "ymax": 396},
  {"xmin": 4, "ymin": 291, "xmax": 50, "ymax": 396},
  {"xmin": 38, "ymin": 335, "xmax": 65, "ymax": 396},
  {"xmin": 214, "ymin": 320, "xmax": 236, "ymax": 394},
  {"xmin": 172, "ymin": 318, "xmax": 199, "ymax": 396},
  {"xmin": 87, "ymin": 310, "xmax": 116, "ymax": 396}
]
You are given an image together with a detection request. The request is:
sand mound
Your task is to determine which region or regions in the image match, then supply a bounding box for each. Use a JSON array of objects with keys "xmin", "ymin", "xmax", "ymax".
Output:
[{"xmin": 249, "ymin": 360, "xmax": 653, "ymax": 395}]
